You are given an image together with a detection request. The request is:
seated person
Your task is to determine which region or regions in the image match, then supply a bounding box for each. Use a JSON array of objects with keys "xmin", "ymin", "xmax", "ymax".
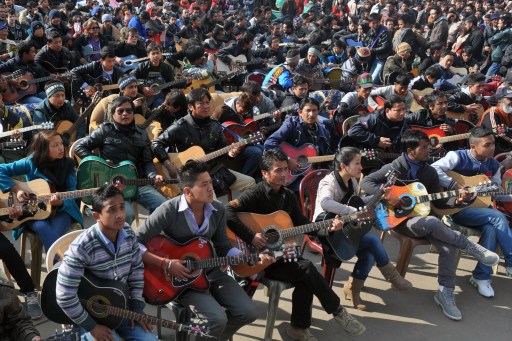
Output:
[
  {"xmin": 180, "ymin": 45, "xmax": 215, "ymax": 87},
  {"xmin": 252, "ymin": 35, "xmax": 286, "ymax": 65},
  {"xmin": 114, "ymin": 28, "xmax": 148, "ymax": 60},
  {"xmin": 262, "ymin": 49, "xmax": 300, "ymax": 90},
  {"xmin": 432, "ymin": 127, "xmax": 512, "ymax": 299},
  {"xmin": 382, "ymin": 42, "xmax": 412, "ymax": 85},
  {"xmin": 447, "ymin": 72, "xmax": 489, "ymax": 124},
  {"xmin": 338, "ymin": 46, "xmax": 365, "ymax": 93},
  {"xmin": 453, "ymin": 46, "xmax": 479, "ymax": 73},
  {"xmin": 409, "ymin": 65, "xmax": 442, "ymax": 91},
  {"xmin": 75, "ymin": 96, "xmax": 168, "ymax": 225},
  {"xmin": 295, "ymin": 47, "xmax": 325, "ymax": 82},
  {"xmin": 135, "ymin": 161, "xmax": 272, "ymax": 340},
  {"xmin": 34, "ymin": 30, "xmax": 75, "ymax": 74},
  {"xmin": 280, "ymin": 74, "xmax": 312, "ymax": 120},
  {"xmin": 335, "ymin": 73, "xmax": 374, "ymax": 123},
  {"xmin": 56, "ymin": 185, "xmax": 156, "ymax": 341},
  {"xmin": 367, "ymin": 74, "xmax": 414, "ymax": 112},
  {"xmin": 478, "ymin": 90, "xmax": 512, "ymax": 155},
  {"xmin": 406, "ymin": 92, "xmax": 456, "ymax": 134},
  {"xmin": 225, "ymin": 149, "xmax": 366, "ymax": 339},
  {"xmin": 0, "ymin": 91, "xmax": 24, "ymax": 163},
  {"xmin": 433, "ymin": 51, "xmax": 458, "ymax": 92}
]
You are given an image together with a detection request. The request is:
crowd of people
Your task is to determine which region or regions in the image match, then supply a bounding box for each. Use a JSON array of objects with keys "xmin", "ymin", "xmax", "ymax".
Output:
[{"xmin": 0, "ymin": 0, "xmax": 511, "ymax": 340}]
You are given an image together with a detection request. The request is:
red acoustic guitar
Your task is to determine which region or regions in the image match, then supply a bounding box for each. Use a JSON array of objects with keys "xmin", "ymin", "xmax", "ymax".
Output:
[
  {"xmin": 501, "ymin": 169, "xmax": 512, "ymax": 215},
  {"xmin": 143, "ymin": 236, "xmax": 294, "ymax": 304}
]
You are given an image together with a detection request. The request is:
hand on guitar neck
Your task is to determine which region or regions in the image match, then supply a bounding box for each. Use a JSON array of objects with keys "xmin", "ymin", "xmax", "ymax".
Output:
[{"xmin": 454, "ymin": 183, "xmax": 473, "ymax": 205}]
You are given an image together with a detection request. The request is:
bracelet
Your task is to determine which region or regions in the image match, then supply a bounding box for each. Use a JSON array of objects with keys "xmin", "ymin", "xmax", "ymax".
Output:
[
  {"xmin": 160, "ymin": 257, "xmax": 168, "ymax": 271},
  {"xmin": 167, "ymin": 259, "xmax": 173, "ymax": 273}
]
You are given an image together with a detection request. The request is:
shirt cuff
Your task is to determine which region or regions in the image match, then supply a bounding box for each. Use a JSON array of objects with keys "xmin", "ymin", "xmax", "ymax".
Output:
[{"xmin": 226, "ymin": 247, "xmax": 242, "ymax": 257}]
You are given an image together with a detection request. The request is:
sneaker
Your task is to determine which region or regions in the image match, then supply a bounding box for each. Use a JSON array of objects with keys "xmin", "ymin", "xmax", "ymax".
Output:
[
  {"xmin": 434, "ymin": 287, "xmax": 462, "ymax": 321},
  {"xmin": 463, "ymin": 240, "xmax": 499, "ymax": 266},
  {"xmin": 24, "ymin": 291, "xmax": 42, "ymax": 319},
  {"xmin": 286, "ymin": 325, "xmax": 318, "ymax": 341},
  {"xmin": 333, "ymin": 309, "xmax": 366, "ymax": 336},
  {"xmin": 469, "ymin": 276, "xmax": 495, "ymax": 298}
]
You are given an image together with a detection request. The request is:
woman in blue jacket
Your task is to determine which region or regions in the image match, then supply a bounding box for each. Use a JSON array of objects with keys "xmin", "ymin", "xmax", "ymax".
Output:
[{"xmin": 0, "ymin": 130, "xmax": 82, "ymax": 251}]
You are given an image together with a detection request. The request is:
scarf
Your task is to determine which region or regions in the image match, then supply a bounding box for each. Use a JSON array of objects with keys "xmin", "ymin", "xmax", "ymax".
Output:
[
  {"xmin": 40, "ymin": 157, "xmax": 74, "ymax": 192},
  {"xmin": 404, "ymin": 153, "xmax": 425, "ymax": 180},
  {"xmin": 113, "ymin": 120, "xmax": 136, "ymax": 136}
]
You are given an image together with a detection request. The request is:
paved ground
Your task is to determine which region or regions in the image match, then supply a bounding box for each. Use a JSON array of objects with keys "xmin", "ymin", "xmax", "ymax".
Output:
[{"xmin": 2, "ymin": 209, "xmax": 512, "ymax": 341}]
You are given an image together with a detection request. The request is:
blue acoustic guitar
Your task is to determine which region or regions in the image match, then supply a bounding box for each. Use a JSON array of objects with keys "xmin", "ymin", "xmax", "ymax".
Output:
[{"xmin": 77, "ymin": 156, "xmax": 179, "ymax": 205}]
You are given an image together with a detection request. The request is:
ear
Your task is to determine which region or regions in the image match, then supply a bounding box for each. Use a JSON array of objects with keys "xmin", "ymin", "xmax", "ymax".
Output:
[
  {"xmin": 92, "ymin": 211, "xmax": 100, "ymax": 221},
  {"xmin": 261, "ymin": 169, "xmax": 268, "ymax": 180}
]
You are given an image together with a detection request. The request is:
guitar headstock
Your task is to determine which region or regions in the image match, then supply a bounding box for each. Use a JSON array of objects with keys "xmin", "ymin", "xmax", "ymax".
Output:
[
  {"xmin": 474, "ymin": 181, "xmax": 499, "ymax": 196},
  {"xmin": 493, "ymin": 124, "xmax": 507, "ymax": 137},
  {"xmin": 244, "ymin": 132, "xmax": 265, "ymax": 145},
  {"xmin": 5, "ymin": 139, "xmax": 26, "ymax": 150},
  {"xmin": 45, "ymin": 326, "xmax": 81, "ymax": 341},
  {"xmin": 360, "ymin": 148, "xmax": 377, "ymax": 160},
  {"xmin": 41, "ymin": 121, "xmax": 55, "ymax": 130},
  {"xmin": 271, "ymin": 243, "xmax": 300, "ymax": 262},
  {"xmin": 184, "ymin": 324, "xmax": 214, "ymax": 338},
  {"xmin": 384, "ymin": 170, "xmax": 397, "ymax": 187}
]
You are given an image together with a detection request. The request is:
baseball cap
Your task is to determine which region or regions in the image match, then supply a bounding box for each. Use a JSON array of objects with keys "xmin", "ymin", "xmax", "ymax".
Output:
[{"xmin": 357, "ymin": 73, "xmax": 374, "ymax": 88}]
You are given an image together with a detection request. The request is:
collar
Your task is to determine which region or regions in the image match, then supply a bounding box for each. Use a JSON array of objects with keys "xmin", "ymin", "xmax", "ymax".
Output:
[
  {"xmin": 178, "ymin": 194, "xmax": 217, "ymax": 213},
  {"xmin": 95, "ymin": 223, "xmax": 128, "ymax": 253},
  {"xmin": 298, "ymin": 115, "xmax": 318, "ymax": 130},
  {"xmin": 467, "ymin": 149, "xmax": 487, "ymax": 163},
  {"xmin": 262, "ymin": 180, "xmax": 284, "ymax": 196}
]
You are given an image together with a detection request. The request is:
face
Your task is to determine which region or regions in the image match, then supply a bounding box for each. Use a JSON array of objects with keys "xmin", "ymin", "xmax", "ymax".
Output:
[
  {"xmin": 7, "ymin": 14, "xmax": 15, "ymax": 25},
  {"xmin": 429, "ymin": 96, "xmax": 448, "ymax": 119},
  {"xmin": 399, "ymin": 49, "xmax": 411, "ymax": 59},
  {"xmin": 189, "ymin": 97, "xmax": 210, "ymax": 119},
  {"xmin": 498, "ymin": 19, "xmax": 505, "ymax": 30},
  {"xmin": 112, "ymin": 102, "xmax": 134, "ymax": 125},
  {"xmin": 408, "ymin": 139, "xmax": 431, "ymax": 162},
  {"xmin": 93, "ymin": 194, "xmax": 126, "ymax": 231},
  {"xmin": 501, "ymin": 98, "xmax": 512, "ymax": 113},
  {"xmin": 349, "ymin": 22, "xmax": 356, "ymax": 31},
  {"xmin": 307, "ymin": 53, "xmax": 318, "ymax": 64},
  {"xmin": 357, "ymin": 25, "xmax": 364, "ymax": 35},
  {"xmin": 48, "ymin": 134, "xmax": 65, "ymax": 161},
  {"xmin": 169, "ymin": 16, "xmax": 177, "ymax": 25},
  {"xmin": 429, "ymin": 9, "xmax": 439, "ymax": 21},
  {"xmin": 89, "ymin": 22, "xmax": 100, "ymax": 36},
  {"xmin": 356, "ymin": 86, "xmax": 372, "ymax": 100},
  {"xmin": 23, "ymin": 46, "xmax": 37, "ymax": 62},
  {"xmin": 394, "ymin": 83, "xmax": 408, "ymax": 96},
  {"xmin": 385, "ymin": 102, "xmax": 406, "ymax": 122},
  {"xmin": 122, "ymin": 82, "xmax": 138, "ymax": 98},
  {"xmin": 41, "ymin": 0, "xmax": 49, "ymax": 8},
  {"xmin": 299, "ymin": 103, "xmax": 319, "ymax": 125},
  {"xmin": 469, "ymin": 81, "xmax": 484, "ymax": 97},
  {"xmin": 292, "ymin": 83, "xmax": 308, "ymax": 98},
  {"xmin": 340, "ymin": 154, "xmax": 362, "ymax": 178},
  {"xmin": 51, "ymin": 17, "xmax": 61, "ymax": 25},
  {"xmin": 126, "ymin": 32, "xmax": 139, "ymax": 45},
  {"xmin": 148, "ymin": 49, "xmax": 162, "ymax": 65},
  {"xmin": 213, "ymin": 12, "xmax": 223, "ymax": 22},
  {"xmin": 185, "ymin": 172, "xmax": 214, "ymax": 204},
  {"xmin": 34, "ymin": 27, "xmax": 44, "ymax": 37},
  {"xmin": 471, "ymin": 135, "xmax": 495, "ymax": 159},
  {"xmin": 48, "ymin": 37, "xmax": 62, "ymax": 52},
  {"xmin": 333, "ymin": 46, "xmax": 342, "ymax": 55},
  {"xmin": 103, "ymin": 20, "xmax": 111, "ymax": 28},
  {"xmin": 440, "ymin": 55, "xmax": 454, "ymax": 68},
  {"xmin": 262, "ymin": 160, "xmax": 288, "ymax": 188},
  {"xmin": 386, "ymin": 21, "xmax": 394, "ymax": 30},
  {"xmin": 425, "ymin": 74, "xmax": 438, "ymax": 85},
  {"xmin": 369, "ymin": 19, "xmax": 380, "ymax": 30},
  {"xmin": 101, "ymin": 56, "xmax": 116, "ymax": 72},
  {"xmin": 0, "ymin": 28, "xmax": 7, "ymax": 39},
  {"xmin": 270, "ymin": 38, "xmax": 280, "ymax": 50}
]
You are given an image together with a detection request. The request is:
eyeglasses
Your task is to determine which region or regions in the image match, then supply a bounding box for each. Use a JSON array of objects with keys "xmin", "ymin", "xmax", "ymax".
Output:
[
  {"xmin": 115, "ymin": 108, "xmax": 134, "ymax": 114},
  {"xmin": 90, "ymin": 27, "xmax": 100, "ymax": 30}
]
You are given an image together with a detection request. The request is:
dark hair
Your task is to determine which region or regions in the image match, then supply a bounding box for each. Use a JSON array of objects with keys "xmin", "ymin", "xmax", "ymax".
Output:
[
  {"xmin": 224, "ymin": 21, "xmax": 235, "ymax": 30},
  {"xmin": 384, "ymin": 94, "xmax": 406, "ymax": 109},
  {"xmin": 187, "ymin": 88, "xmax": 212, "ymax": 105},
  {"xmin": 100, "ymin": 46, "xmax": 116, "ymax": 59},
  {"xmin": 91, "ymin": 184, "xmax": 124, "ymax": 213},
  {"xmin": 46, "ymin": 29, "xmax": 62, "ymax": 42},
  {"xmin": 165, "ymin": 89, "xmax": 187, "ymax": 110},
  {"xmin": 429, "ymin": 41, "xmax": 444, "ymax": 53},
  {"xmin": 333, "ymin": 39, "xmax": 346, "ymax": 49},
  {"xmin": 394, "ymin": 73, "xmax": 411, "ymax": 86},
  {"xmin": 440, "ymin": 50, "xmax": 455, "ymax": 59},
  {"xmin": 140, "ymin": 10, "xmax": 150, "ymax": 20},
  {"xmin": 241, "ymin": 80, "xmax": 261, "ymax": 96},
  {"xmin": 238, "ymin": 32, "xmax": 254, "ymax": 46},
  {"xmin": 334, "ymin": 147, "xmax": 360, "ymax": 170},
  {"xmin": 110, "ymin": 96, "xmax": 135, "ymax": 117},
  {"xmin": 146, "ymin": 42, "xmax": 162, "ymax": 54},
  {"xmin": 299, "ymin": 97, "xmax": 320, "ymax": 110},
  {"xmin": 430, "ymin": 5, "xmax": 441, "ymax": 15},
  {"xmin": 179, "ymin": 160, "xmax": 209, "ymax": 191},
  {"xmin": 29, "ymin": 130, "xmax": 64, "ymax": 168},
  {"xmin": 346, "ymin": 46, "xmax": 356, "ymax": 57},
  {"xmin": 237, "ymin": 93, "xmax": 256, "ymax": 113},
  {"xmin": 190, "ymin": 14, "xmax": 199, "ymax": 22},
  {"xmin": 126, "ymin": 27, "xmax": 139, "ymax": 37},
  {"xmin": 398, "ymin": 14, "xmax": 411, "ymax": 25},
  {"xmin": 469, "ymin": 126, "xmax": 493, "ymax": 145},
  {"xmin": 466, "ymin": 72, "xmax": 486, "ymax": 85},
  {"xmin": 425, "ymin": 65, "xmax": 443, "ymax": 79},
  {"xmin": 18, "ymin": 41, "xmax": 34, "ymax": 56},
  {"xmin": 400, "ymin": 129, "xmax": 429, "ymax": 153},
  {"xmin": 291, "ymin": 74, "xmax": 309, "ymax": 87},
  {"xmin": 423, "ymin": 91, "xmax": 447, "ymax": 107},
  {"xmin": 501, "ymin": 14, "xmax": 512, "ymax": 27},
  {"xmin": 260, "ymin": 149, "xmax": 288, "ymax": 172},
  {"xmin": 462, "ymin": 45, "xmax": 473, "ymax": 55}
]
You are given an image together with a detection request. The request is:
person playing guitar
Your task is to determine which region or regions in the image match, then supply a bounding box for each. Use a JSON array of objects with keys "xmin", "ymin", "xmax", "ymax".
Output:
[
  {"xmin": 478, "ymin": 88, "xmax": 512, "ymax": 155},
  {"xmin": 225, "ymin": 149, "xmax": 365, "ymax": 339},
  {"xmin": 335, "ymin": 73, "xmax": 374, "ymax": 124},
  {"xmin": 313, "ymin": 147, "xmax": 412, "ymax": 312},
  {"xmin": 432, "ymin": 127, "xmax": 512, "ymax": 299},
  {"xmin": 56, "ymin": 185, "xmax": 156, "ymax": 341},
  {"xmin": 447, "ymin": 72, "xmax": 489, "ymax": 124},
  {"xmin": 35, "ymin": 30, "xmax": 75, "ymax": 75},
  {"xmin": 217, "ymin": 32, "xmax": 261, "ymax": 86},
  {"xmin": 361, "ymin": 129, "xmax": 499, "ymax": 321},
  {"xmin": 262, "ymin": 49, "xmax": 300, "ymax": 90},
  {"xmin": 135, "ymin": 161, "xmax": 274, "ymax": 340}
]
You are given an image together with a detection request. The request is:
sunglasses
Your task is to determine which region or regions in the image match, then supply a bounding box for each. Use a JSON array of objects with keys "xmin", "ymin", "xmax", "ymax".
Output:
[{"xmin": 115, "ymin": 108, "xmax": 134, "ymax": 114}]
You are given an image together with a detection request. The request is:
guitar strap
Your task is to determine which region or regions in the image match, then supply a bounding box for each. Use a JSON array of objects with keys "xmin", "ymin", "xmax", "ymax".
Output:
[
  {"xmin": 267, "ymin": 66, "xmax": 285, "ymax": 86},
  {"xmin": 334, "ymin": 171, "xmax": 355, "ymax": 205}
]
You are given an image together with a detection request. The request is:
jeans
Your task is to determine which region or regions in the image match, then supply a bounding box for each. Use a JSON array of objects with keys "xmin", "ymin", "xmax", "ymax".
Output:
[
  {"xmin": 80, "ymin": 318, "xmax": 157, "ymax": 341},
  {"xmin": 434, "ymin": 78, "xmax": 459, "ymax": 92},
  {"xmin": 125, "ymin": 185, "xmax": 167, "ymax": 225},
  {"xmin": 352, "ymin": 233, "xmax": 389, "ymax": 280},
  {"xmin": 370, "ymin": 59, "xmax": 384, "ymax": 85},
  {"xmin": 27, "ymin": 212, "xmax": 72, "ymax": 252},
  {"xmin": 452, "ymin": 207, "xmax": 512, "ymax": 280},
  {"xmin": 19, "ymin": 91, "xmax": 46, "ymax": 104},
  {"xmin": 0, "ymin": 232, "xmax": 34, "ymax": 294},
  {"xmin": 486, "ymin": 62, "xmax": 501, "ymax": 77},
  {"xmin": 238, "ymin": 144, "xmax": 263, "ymax": 179},
  {"xmin": 177, "ymin": 267, "xmax": 257, "ymax": 340}
]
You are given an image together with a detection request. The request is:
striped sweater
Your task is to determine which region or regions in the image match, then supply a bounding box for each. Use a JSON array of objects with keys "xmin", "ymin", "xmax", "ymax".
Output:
[{"xmin": 56, "ymin": 223, "xmax": 145, "ymax": 332}]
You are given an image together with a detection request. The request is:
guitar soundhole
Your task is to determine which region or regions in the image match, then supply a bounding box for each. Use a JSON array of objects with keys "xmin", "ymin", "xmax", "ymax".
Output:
[
  {"xmin": 401, "ymin": 196, "xmax": 413, "ymax": 208},
  {"xmin": 263, "ymin": 227, "xmax": 282, "ymax": 250},
  {"xmin": 87, "ymin": 296, "xmax": 110, "ymax": 318},
  {"xmin": 112, "ymin": 176, "xmax": 126, "ymax": 186},
  {"xmin": 296, "ymin": 155, "xmax": 309, "ymax": 169}
]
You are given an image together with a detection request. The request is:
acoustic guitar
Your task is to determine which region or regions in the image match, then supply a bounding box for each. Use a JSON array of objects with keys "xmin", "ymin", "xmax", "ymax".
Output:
[
  {"xmin": 41, "ymin": 263, "xmax": 210, "ymax": 337},
  {"xmin": 168, "ymin": 133, "xmax": 264, "ymax": 168},
  {"xmin": 118, "ymin": 52, "xmax": 175, "ymax": 73},
  {"xmin": 0, "ymin": 122, "xmax": 54, "ymax": 140},
  {"xmin": 0, "ymin": 179, "xmax": 99, "ymax": 231},
  {"xmin": 1, "ymin": 72, "xmax": 72, "ymax": 104},
  {"xmin": 72, "ymin": 75, "xmax": 122, "ymax": 107},
  {"xmin": 143, "ymin": 236, "xmax": 295, "ymax": 304},
  {"xmin": 226, "ymin": 210, "xmax": 371, "ymax": 275},
  {"xmin": 77, "ymin": 156, "xmax": 179, "ymax": 205},
  {"xmin": 410, "ymin": 88, "xmax": 435, "ymax": 112},
  {"xmin": 183, "ymin": 69, "xmax": 243, "ymax": 94},
  {"xmin": 501, "ymin": 169, "xmax": 512, "ymax": 215},
  {"xmin": 375, "ymin": 174, "xmax": 499, "ymax": 230},
  {"xmin": 216, "ymin": 54, "xmax": 269, "ymax": 74}
]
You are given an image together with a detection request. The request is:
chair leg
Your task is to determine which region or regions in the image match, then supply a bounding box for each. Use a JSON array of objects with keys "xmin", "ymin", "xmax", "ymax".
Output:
[
  {"xmin": 322, "ymin": 260, "xmax": 339, "ymax": 288},
  {"xmin": 132, "ymin": 202, "xmax": 140, "ymax": 228},
  {"xmin": 29, "ymin": 233, "xmax": 43, "ymax": 290},
  {"xmin": 395, "ymin": 238, "xmax": 414, "ymax": 278},
  {"xmin": 264, "ymin": 282, "xmax": 287, "ymax": 341}
]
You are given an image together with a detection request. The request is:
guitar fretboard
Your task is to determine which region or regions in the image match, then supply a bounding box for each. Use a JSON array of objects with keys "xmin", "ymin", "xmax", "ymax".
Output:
[
  {"xmin": 438, "ymin": 133, "xmax": 471, "ymax": 144},
  {"xmin": 0, "ymin": 124, "xmax": 49, "ymax": 139},
  {"xmin": 123, "ymin": 179, "xmax": 179, "ymax": 186},
  {"xmin": 188, "ymin": 253, "xmax": 260, "ymax": 270},
  {"xmin": 39, "ymin": 188, "xmax": 99, "ymax": 201},
  {"xmin": 198, "ymin": 139, "xmax": 252, "ymax": 163},
  {"xmin": 253, "ymin": 104, "xmax": 298, "ymax": 122}
]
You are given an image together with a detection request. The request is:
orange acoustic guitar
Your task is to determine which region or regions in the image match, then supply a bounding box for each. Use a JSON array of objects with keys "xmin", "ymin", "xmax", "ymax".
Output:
[{"xmin": 500, "ymin": 169, "xmax": 512, "ymax": 215}]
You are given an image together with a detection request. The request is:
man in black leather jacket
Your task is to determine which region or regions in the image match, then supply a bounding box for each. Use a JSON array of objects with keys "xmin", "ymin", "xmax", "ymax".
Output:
[{"xmin": 75, "ymin": 96, "xmax": 167, "ymax": 225}]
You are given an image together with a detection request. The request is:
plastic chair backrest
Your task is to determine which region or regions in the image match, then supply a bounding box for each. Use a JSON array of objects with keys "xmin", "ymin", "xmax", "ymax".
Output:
[{"xmin": 299, "ymin": 169, "xmax": 330, "ymax": 220}]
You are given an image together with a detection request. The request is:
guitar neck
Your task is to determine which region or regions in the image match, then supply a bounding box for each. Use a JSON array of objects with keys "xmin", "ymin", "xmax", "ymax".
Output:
[
  {"xmin": 199, "ymin": 140, "xmax": 248, "ymax": 163},
  {"xmin": 306, "ymin": 154, "xmax": 335, "ymax": 164},
  {"xmin": 156, "ymin": 79, "xmax": 185, "ymax": 92},
  {"xmin": 189, "ymin": 252, "xmax": 260, "ymax": 270},
  {"xmin": 438, "ymin": 133, "xmax": 471, "ymax": 144},
  {"xmin": 253, "ymin": 104, "xmax": 298, "ymax": 122},
  {"xmin": 0, "ymin": 124, "xmax": 45, "ymax": 139},
  {"xmin": 124, "ymin": 178, "xmax": 179, "ymax": 186},
  {"xmin": 102, "ymin": 84, "xmax": 120, "ymax": 91},
  {"xmin": 139, "ymin": 109, "xmax": 163, "ymax": 130},
  {"xmin": 64, "ymin": 95, "xmax": 101, "ymax": 135},
  {"xmin": 39, "ymin": 188, "xmax": 99, "ymax": 201}
]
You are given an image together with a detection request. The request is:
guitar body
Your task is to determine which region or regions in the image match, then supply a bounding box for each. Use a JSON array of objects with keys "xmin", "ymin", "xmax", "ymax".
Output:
[
  {"xmin": 226, "ymin": 211, "xmax": 295, "ymax": 277},
  {"xmin": 55, "ymin": 120, "xmax": 77, "ymax": 152},
  {"xmin": 374, "ymin": 182, "xmax": 431, "ymax": 231},
  {"xmin": 0, "ymin": 179, "xmax": 52, "ymax": 231},
  {"xmin": 168, "ymin": 146, "xmax": 206, "ymax": 169},
  {"xmin": 501, "ymin": 169, "xmax": 512, "ymax": 214},
  {"xmin": 183, "ymin": 78, "xmax": 215, "ymax": 94},
  {"xmin": 325, "ymin": 68, "xmax": 342, "ymax": 90},
  {"xmin": 77, "ymin": 156, "xmax": 139, "ymax": 205},
  {"xmin": 409, "ymin": 125, "xmax": 447, "ymax": 155},
  {"xmin": 295, "ymin": 69, "xmax": 325, "ymax": 91},
  {"xmin": 143, "ymin": 236, "xmax": 213, "ymax": 304},
  {"xmin": 324, "ymin": 196, "xmax": 373, "ymax": 261},
  {"xmin": 431, "ymin": 171, "xmax": 492, "ymax": 215},
  {"xmin": 216, "ymin": 54, "xmax": 248, "ymax": 74},
  {"xmin": 280, "ymin": 142, "xmax": 318, "ymax": 185},
  {"xmin": 410, "ymin": 88, "xmax": 435, "ymax": 112},
  {"xmin": 2, "ymin": 72, "xmax": 37, "ymax": 104},
  {"xmin": 154, "ymin": 159, "xmax": 181, "ymax": 198},
  {"xmin": 222, "ymin": 120, "xmax": 259, "ymax": 145},
  {"xmin": 119, "ymin": 55, "xmax": 140, "ymax": 73},
  {"xmin": 368, "ymin": 96, "xmax": 386, "ymax": 112},
  {"xmin": 41, "ymin": 264, "xmax": 128, "ymax": 329}
]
